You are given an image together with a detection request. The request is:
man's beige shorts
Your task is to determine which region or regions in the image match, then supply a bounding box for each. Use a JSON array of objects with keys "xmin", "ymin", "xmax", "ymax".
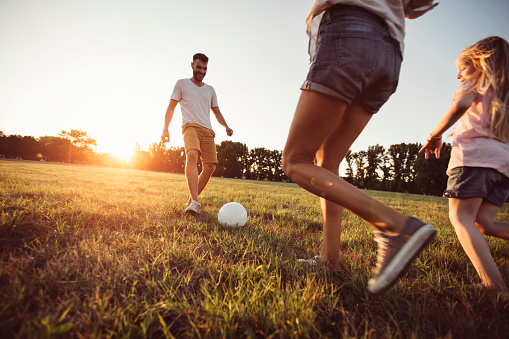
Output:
[{"xmin": 182, "ymin": 123, "xmax": 218, "ymax": 164}]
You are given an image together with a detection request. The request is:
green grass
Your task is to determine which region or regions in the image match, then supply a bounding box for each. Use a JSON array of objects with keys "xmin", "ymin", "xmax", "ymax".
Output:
[{"xmin": 1, "ymin": 159, "xmax": 508, "ymax": 338}]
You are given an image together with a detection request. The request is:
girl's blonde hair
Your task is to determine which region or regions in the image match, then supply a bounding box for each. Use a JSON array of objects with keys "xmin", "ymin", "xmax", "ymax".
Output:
[{"xmin": 460, "ymin": 36, "xmax": 509, "ymax": 142}]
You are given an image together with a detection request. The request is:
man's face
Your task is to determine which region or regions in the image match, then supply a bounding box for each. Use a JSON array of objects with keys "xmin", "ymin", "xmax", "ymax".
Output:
[{"xmin": 192, "ymin": 59, "xmax": 208, "ymax": 82}]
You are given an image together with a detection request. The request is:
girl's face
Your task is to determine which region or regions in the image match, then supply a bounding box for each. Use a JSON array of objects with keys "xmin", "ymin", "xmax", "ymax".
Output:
[{"xmin": 456, "ymin": 56, "xmax": 477, "ymax": 83}]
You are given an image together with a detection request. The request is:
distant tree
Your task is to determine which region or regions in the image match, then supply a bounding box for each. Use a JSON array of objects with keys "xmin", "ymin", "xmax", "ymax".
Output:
[
  {"xmin": 20, "ymin": 136, "xmax": 41, "ymax": 160},
  {"xmin": 244, "ymin": 148, "xmax": 255, "ymax": 180},
  {"xmin": 344, "ymin": 150, "xmax": 354, "ymax": 184},
  {"xmin": 148, "ymin": 141, "xmax": 167, "ymax": 172},
  {"xmin": 267, "ymin": 149, "xmax": 288, "ymax": 181},
  {"xmin": 388, "ymin": 143, "xmax": 407, "ymax": 192},
  {"xmin": 59, "ymin": 129, "xmax": 97, "ymax": 149},
  {"xmin": 0, "ymin": 132, "xmax": 5, "ymax": 157},
  {"xmin": 235, "ymin": 147, "xmax": 288, "ymax": 182},
  {"xmin": 0, "ymin": 135, "xmax": 40, "ymax": 160},
  {"xmin": 38, "ymin": 136, "xmax": 70, "ymax": 162},
  {"xmin": 352, "ymin": 150, "xmax": 367, "ymax": 188},
  {"xmin": 129, "ymin": 143, "xmax": 151, "ymax": 170},
  {"xmin": 216, "ymin": 141, "xmax": 248, "ymax": 178},
  {"xmin": 380, "ymin": 152, "xmax": 392, "ymax": 191},
  {"xmin": 166, "ymin": 146, "xmax": 186, "ymax": 173},
  {"xmin": 248, "ymin": 147, "xmax": 271, "ymax": 180},
  {"xmin": 365, "ymin": 144, "xmax": 385, "ymax": 189},
  {"xmin": 402, "ymin": 143, "xmax": 421, "ymax": 193},
  {"xmin": 59, "ymin": 129, "xmax": 97, "ymax": 163},
  {"xmin": 251, "ymin": 148, "xmax": 287, "ymax": 181},
  {"xmin": 3, "ymin": 135, "xmax": 23, "ymax": 158}
]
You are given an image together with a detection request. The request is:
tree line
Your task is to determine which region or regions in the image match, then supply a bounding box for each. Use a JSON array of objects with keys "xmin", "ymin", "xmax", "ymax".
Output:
[{"xmin": 1, "ymin": 129, "xmax": 450, "ymax": 196}]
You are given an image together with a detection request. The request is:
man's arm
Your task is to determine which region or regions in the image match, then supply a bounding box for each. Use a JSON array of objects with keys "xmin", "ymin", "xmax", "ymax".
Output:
[
  {"xmin": 161, "ymin": 99, "xmax": 179, "ymax": 143},
  {"xmin": 211, "ymin": 106, "xmax": 233, "ymax": 136}
]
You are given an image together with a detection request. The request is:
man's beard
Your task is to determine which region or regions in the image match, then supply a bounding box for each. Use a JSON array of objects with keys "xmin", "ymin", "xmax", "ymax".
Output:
[{"xmin": 193, "ymin": 70, "xmax": 205, "ymax": 81}]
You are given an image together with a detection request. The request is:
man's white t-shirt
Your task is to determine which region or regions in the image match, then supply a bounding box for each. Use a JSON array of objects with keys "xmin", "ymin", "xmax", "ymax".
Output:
[{"xmin": 170, "ymin": 79, "xmax": 218, "ymax": 131}]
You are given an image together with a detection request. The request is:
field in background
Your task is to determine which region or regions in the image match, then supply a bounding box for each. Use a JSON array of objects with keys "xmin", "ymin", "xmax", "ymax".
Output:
[{"xmin": 1, "ymin": 159, "xmax": 508, "ymax": 338}]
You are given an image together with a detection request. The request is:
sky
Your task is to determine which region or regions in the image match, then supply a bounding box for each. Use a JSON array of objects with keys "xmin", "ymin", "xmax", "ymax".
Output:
[{"xmin": 1, "ymin": 0, "xmax": 509, "ymax": 163}]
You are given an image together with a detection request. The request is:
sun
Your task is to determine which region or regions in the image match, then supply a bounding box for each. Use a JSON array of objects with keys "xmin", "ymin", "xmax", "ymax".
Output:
[
  {"xmin": 110, "ymin": 147, "xmax": 135, "ymax": 162},
  {"xmin": 97, "ymin": 138, "xmax": 136, "ymax": 162}
]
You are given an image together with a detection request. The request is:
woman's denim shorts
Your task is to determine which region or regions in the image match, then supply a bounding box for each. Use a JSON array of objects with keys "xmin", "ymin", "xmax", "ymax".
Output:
[
  {"xmin": 444, "ymin": 166, "xmax": 509, "ymax": 207},
  {"xmin": 302, "ymin": 5, "xmax": 402, "ymax": 114}
]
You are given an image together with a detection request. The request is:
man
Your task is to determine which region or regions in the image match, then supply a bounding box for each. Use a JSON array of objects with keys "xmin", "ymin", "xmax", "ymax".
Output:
[{"xmin": 161, "ymin": 53, "xmax": 233, "ymax": 214}]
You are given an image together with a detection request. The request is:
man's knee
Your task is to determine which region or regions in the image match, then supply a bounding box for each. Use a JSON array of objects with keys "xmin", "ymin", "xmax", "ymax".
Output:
[
  {"xmin": 186, "ymin": 149, "xmax": 199, "ymax": 163},
  {"xmin": 203, "ymin": 163, "xmax": 216, "ymax": 174}
]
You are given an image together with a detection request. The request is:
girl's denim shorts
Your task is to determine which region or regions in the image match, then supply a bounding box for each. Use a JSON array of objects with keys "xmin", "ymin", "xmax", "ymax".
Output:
[
  {"xmin": 444, "ymin": 166, "xmax": 509, "ymax": 207},
  {"xmin": 302, "ymin": 5, "xmax": 402, "ymax": 114}
]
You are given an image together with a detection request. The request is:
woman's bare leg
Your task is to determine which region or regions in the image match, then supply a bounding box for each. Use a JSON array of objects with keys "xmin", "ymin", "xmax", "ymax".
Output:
[
  {"xmin": 284, "ymin": 90, "xmax": 437, "ymax": 293},
  {"xmin": 315, "ymin": 102, "xmax": 381, "ymax": 270},
  {"xmin": 283, "ymin": 91, "xmax": 407, "ymax": 233}
]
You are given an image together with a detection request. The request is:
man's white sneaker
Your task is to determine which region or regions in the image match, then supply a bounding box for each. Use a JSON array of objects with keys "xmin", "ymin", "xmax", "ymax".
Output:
[
  {"xmin": 296, "ymin": 255, "xmax": 321, "ymax": 266},
  {"xmin": 185, "ymin": 200, "xmax": 202, "ymax": 215}
]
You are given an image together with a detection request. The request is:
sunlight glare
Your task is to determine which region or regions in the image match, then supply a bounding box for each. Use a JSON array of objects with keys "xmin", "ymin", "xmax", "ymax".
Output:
[{"xmin": 97, "ymin": 138, "xmax": 136, "ymax": 161}]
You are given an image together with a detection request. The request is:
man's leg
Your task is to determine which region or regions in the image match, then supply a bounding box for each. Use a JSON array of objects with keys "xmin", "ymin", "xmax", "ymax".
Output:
[
  {"xmin": 185, "ymin": 149, "xmax": 200, "ymax": 202},
  {"xmin": 197, "ymin": 163, "xmax": 216, "ymax": 197},
  {"xmin": 187, "ymin": 127, "xmax": 218, "ymax": 204}
]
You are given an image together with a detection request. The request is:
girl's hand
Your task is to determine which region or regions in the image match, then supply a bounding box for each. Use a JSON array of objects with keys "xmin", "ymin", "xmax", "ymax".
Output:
[{"xmin": 419, "ymin": 137, "xmax": 443, "ymax": 159}]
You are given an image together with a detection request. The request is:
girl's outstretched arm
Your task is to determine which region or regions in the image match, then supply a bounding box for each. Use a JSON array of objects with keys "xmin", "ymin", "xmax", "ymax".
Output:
[{"xmin": 419, "ymin": 90, "xmax": 477, "ymax": 159}]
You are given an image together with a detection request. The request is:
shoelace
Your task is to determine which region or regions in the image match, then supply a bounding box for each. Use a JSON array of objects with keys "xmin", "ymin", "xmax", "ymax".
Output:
[{"xmin": 374, "ymin": 234, "xmax": 389, "ymax": 270}]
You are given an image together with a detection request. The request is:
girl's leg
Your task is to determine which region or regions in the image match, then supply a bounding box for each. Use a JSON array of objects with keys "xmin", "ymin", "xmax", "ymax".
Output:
[
  {"xmin": 283, "ymin": 90, "xmax": 407, "ymax": 233},
  {"xmin": 449, "ymin": 198, "xmax": 509, "ymax": 295},
  {"xmin": 476, "ymin": 201, "xmax": 509, "ymax": 240}
]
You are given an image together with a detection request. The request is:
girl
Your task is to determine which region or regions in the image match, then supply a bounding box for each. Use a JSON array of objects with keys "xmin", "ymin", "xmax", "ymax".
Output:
[
  {"xmin": 282, "ymin": 0, "xmax": 438, "ymax": 294},
  {"xmin": 420, "ymin": 36, "xmax": 509, "ymax": 296}
]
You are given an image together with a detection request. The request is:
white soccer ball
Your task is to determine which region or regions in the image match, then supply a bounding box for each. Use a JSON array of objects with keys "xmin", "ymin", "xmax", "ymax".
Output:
[{"xmin": 218, "ymin": 202, "xmax": 248, "ymax": 227}]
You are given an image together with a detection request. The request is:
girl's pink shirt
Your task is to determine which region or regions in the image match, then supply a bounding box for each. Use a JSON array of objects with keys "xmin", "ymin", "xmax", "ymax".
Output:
[{"xmin": 448, "ymin": 85, "xmax": 509, "ymax": 177}]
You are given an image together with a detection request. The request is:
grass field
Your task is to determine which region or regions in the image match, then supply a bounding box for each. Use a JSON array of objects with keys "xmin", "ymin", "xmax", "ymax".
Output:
[{"xmin": 1, "ymin": 159, "xmax": 508, "ymax": 338}]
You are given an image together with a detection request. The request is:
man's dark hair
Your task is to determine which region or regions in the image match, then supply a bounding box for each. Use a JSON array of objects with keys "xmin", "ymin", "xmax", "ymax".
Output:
[{"xmin": 193, "ymin": 53, "xmax": 209, "ymax": 63}]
